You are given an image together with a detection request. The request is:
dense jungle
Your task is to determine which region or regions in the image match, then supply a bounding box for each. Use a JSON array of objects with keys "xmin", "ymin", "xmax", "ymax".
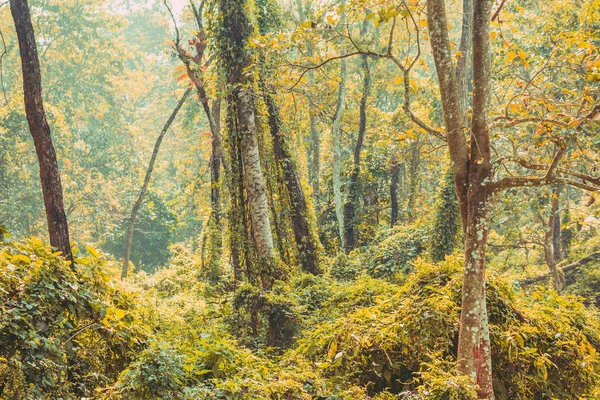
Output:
[{"xmin": 1, "ymin": 0, "xmax": 600, "ymax": 398}]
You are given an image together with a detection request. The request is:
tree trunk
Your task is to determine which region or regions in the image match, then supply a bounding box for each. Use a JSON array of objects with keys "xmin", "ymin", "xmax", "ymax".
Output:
[
  {"xmin": 551, "ymin": 186, "xmax": 561, "ymax": 264},
  {"xmin": 458, "ymin": 181, "xmax": 494, "ymax": 398},
  {"xmin": 10, "ymin": 0, "xmax": 73, "ymax": 264},
  {"xmin": 344, "ymin": 54, "xmax": 370, "ymax": 251},
  {"xmin": 263, "ymin": 85, "xmax": 321, "ymax": 274},
  {"xmin": 544, "ymin": 185, "xmax": 563, "ymax": 291},
  {"xmin": 406, "ymin": 137, "xmax": 421, "ymax": 224},
  {"xmin": 121, "ymin": 88, "xmax": 191, "ymax": 279},
  {"xmin": 427, "ymin": 0, "xmax": 495, "ymax": 397},
  {"xmin": 390, "ymin": 152, "xmax": 399, "ymax": 227},
  {"xmin": 219, "ymin": 0, "xmax": 277, "ymax": 289},
  {"xmin": 237, "ymin": 87, "xmax": 276, "ymax": 287},
  {"xmin": 296, "ymin": 0, "xmax": 321, "ymax": 202},
  {"xmin": 332, "ymin": 57, "xmax": 348, "ymax": 252}
]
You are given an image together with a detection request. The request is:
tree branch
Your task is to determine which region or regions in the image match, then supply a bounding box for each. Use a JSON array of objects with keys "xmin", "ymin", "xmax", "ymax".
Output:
[{"xmin": 521, "ymin": 252, "xmax": 600, "ymax": 286}]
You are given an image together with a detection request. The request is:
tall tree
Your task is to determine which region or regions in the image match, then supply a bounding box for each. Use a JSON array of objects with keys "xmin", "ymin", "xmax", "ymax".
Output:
[
  {"xmin": 332, "ymin": 56, "xmax": 348, "ymax": 253},
  {"xmin": 10, "ymin": 0, "xmax": 73, "ymax": 263},
  {"xmin": 217, "ymin": 0, "xmax": 276, "ymax": 288},
  {"xmin": 121, "ymin": 88, "xmax": 191, "ymax": 279},
  {"xmin": 173, "ymin": 0, "xmax": 224, "ymax": 279},
  {"xmin": 344, "ymin": 52, "xmax": 371, "ymax": 251},
  {"xmin": 389, "ymin": 152, "xmax": 400, "ymax": 227},
  {"xmin": 257, "ymin": 0, "xmax": 321, "ymax": 274},
  {"xmin": 426, "ymin": 0, "xmax": 600, "ymax": 395},
  {"xmin": 295, "ymin": 0, "xmax": 321, "ymax": 202}
]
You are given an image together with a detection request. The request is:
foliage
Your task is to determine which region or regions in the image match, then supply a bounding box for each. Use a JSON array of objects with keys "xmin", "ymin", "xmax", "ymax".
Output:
[
  {"xmin": 296, "ymin": 257, "xmax": 600, "ymax": 398},
  {"xmin": 0, "ymin": 239, "xmax": 143, "ymax": 399},
  {"xmin": 429, "ymin": 167, "xmax": 461, "ymax": 262},
  {"xmin": 104, "ymin": 192, "xmax": 177, "ymax": 273}
]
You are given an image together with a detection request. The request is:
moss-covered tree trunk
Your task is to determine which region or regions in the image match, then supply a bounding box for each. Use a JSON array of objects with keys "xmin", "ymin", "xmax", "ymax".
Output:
[
  {"xmin": 344, "ymin": 54, "xmax": 371, "ymax": 251},
  {"xmin": 390, "ymin": 152, "xmax": 399, "ymax": 227},
  {"xmin": 430, "ymin": 167, "xmax": 461, "ymax": 262},
  {"xmin": 263, "ymin": 87, "xmax": 321, "ymax": 274},
  {"xmin": 218, "ymin": 0, "xmax": 276, "ymax": 288}
]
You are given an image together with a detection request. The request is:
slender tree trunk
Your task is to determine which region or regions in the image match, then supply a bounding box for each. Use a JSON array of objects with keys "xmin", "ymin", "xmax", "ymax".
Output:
[
  {"xmin": 10, "ymin": 0, "xmax": 73, "ymax": 264},
  {"xmin": 406, "ymin": 137, "xmax": 421, "ymax": 224},
  {"xmin": 344, "ymin": 54, "xmax": 370, "ymax": 251},
  {"xmin": 210, "ymin": 99, "xmax": 222, "ymax": 224},
  {"xmin": 544, "ymin": 185, "xmax": 562, "ymax": 291},
  {"xmin": 390, "ymin": 152, "xmax": 399, "ymax": 227},
  {"xmin": 552, "ymin": 186, "xmax": 561, "ymax": 263},
  {"xmin": 121, "ymin": 88, "xmax": 191, "ymax": 279},
  {"xmin": 332, "ymin": 57, "xmax": 347, "ymax": 252},
  {"xmin": 263, "ymin": 85, "xmax": 321, "ymax": 274},
  {"xmin": 309, "ymin": 96, "xmax": 320, "ymax": 199},
  {"xmin": 296, "ymin": 0, "xmax": 321, "ymax": 201},
  {"xmin": 456, "ymin": 0, "xmax": 473, "ymax": 114},
  {"xmin": 456, "ymin": 0, "xmax": 495, "ymax": 396}
]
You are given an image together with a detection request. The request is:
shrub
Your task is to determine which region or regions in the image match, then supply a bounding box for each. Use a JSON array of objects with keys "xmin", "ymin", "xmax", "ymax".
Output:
[{"xmin": 0, "ymin": 239, "xmax": 143, "ymax": 399}]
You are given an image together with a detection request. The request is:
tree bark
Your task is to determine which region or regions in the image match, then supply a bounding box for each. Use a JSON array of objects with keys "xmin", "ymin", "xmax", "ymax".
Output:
[
  {"xmin": 237, "ymin": 87, "xmax": 276, "ymax": 287},
  {"xmin": 210, "ymin": 99, "xmax": 222, "ymax": 224},
  {"xmin": 390, "ymin": 152, "xmax": 399, "ymax": 227},
  {"xmin": 543, "ymin": 185, "xmax": 563, "ymax": 291},
  {"xmin": 10, "ymin": 0, "xmax": 73, "ymax": 264},
  {"xmin": 263, "ymin": 85, "xmax": 321, "ymax": 274},
  {"xmin": 343, "ymin": 54, "xmax": 370, "ymax": 251},
  {"xmin": 405, "ymin": 137, "xmax": 421, "ymax": 224},
  {"xmin": 121, "ymin": 88, "xmax": 191, "ymax": 279},
  {"xmin": 552, "ymin": 186, "xmax": 561, "ymax": 263},
  {"xmin": 219, "ymin": 0, "xmax": 277, "ymax": 289},
  {"xmin": 332, "ymin": 57, "xmax": 347, "ymax": 252},
  {"xmin": 427, "ymin": 0, "xmax": 495, "ymax": 397}
]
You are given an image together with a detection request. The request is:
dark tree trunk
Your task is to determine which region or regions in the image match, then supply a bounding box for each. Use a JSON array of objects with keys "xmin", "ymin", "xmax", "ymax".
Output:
[
  {"xmin": 406, "ymin": 137, "xmax": 421, "ymax": 224},
  {"xmin": 263, "ymin": 85, "xmax": 321, "ymax": 274},
  {"xmin": 344, "ymin": 54, "xmax": 371, "ymax": 251},
  {"xmin": 121, "ymin": 88, "xmax": 191, "ymax": 279},
  {"xmin": 10, "ymin": 0, "xmax": 73, "ymax": 264},
  {"xmin": 390, "ymin": 152, "xmax": 399, "ymax": 227}
]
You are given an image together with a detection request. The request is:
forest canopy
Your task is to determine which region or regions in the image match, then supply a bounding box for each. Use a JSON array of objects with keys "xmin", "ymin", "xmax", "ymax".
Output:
[{"xmin": 0, "ymin": 0, "xmax": 599, "ymax": 398}]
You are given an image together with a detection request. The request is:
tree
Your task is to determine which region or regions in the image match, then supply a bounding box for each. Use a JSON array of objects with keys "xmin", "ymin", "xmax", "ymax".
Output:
[
  {"xmin": 121, "ymin": 88, "xmax": 191, "ymax": 279},
  {"xmin": 343, "ymin": 51, "xmax": 371, "ymax": 251},
  {"xmin": 217, "ymin": 0, "xmax": 276, "ymax": 288},
  {"xmin": 426, "ymin": 0, "xmax": 600, "ymax": 395},
  {"xmin": 172, "ymin": 0, "xmax": 224, "ymax": 280},
  {"xmin": 10, "ymin": 0, "xmax": 72, "ymax": 263}
]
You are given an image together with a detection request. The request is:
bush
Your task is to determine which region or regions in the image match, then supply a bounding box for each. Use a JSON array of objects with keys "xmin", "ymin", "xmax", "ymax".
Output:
[
  {"xmin": 295, "ymin": 256, "xmax": 600, "ymax": 398},
  {"xmin": 0, "ymin": 239, "xmax": 143, "ymax": 399}
]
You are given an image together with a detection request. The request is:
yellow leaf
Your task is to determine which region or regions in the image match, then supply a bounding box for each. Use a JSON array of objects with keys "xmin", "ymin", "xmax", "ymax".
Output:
[
  {"xmin": 393, "ymin": 76, "xmax": 402, "ymax": 85},
  {"xmin": 12, "ymin": 254, "xmax": 31, "ymax": 263},
  {"xmin": 86, "ymin": 245, "xmax": 99, "ymax": 259},
  {"xmin": 114, "ymin": 309, "xmax": 126, "ymax": 319}
]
